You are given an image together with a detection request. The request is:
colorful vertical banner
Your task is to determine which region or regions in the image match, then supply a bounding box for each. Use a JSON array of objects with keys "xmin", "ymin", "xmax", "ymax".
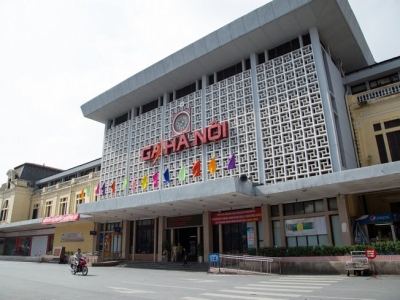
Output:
[
  {"xmin": 164, "ymin": 169, "xmax": 170, "ymax": 185},
  {"xmin": 142, "ymin": 174, "xmax": 148, "ymax": 189},
  {"xmin": 110, "ymin": 181, "xmax": 116, "ymax": 194},
  {"xmin": 192, "ymin": 160, "xmax": 201, "ymax": 177},
  {"xmin": 95, "ymin": 183, "xmax": 100, "ymax": 195},
  {"xmin": 152, "ymin": 140, "xmax": 162, "ymax": 166},
  {"xmin": 178, "ymin": 165, "xmax": 186, "ymax": 182},
  {"xmin": 208, "ymin": 157, "xmax": 216, "ymax": 174},
  {"xmin": 227, "ymin": 153, "xmax": 236, "ymax": 170},
  {"xmin": 131, "ymin": 178, "xmax": 137, "ymax": 191},
  {"xmin": 123, "ymin": 178, "xmax": 128, "ymax": 189},
  {"xmin": 85, "ymin": 185, "xmax": 91, "ymax": 197},
  {"xmin": 101, "ymin": 183, "xmax": 106, "ymax": 195},
  {"xmin": 153, "ymin": 172, "xmax": 159, "ymax": 187}
]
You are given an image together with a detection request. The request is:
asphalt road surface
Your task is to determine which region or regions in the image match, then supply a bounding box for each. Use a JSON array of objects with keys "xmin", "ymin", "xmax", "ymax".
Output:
[{"xmin": 0, "ymin": 261, "xmax": 399, "ymax": 300}]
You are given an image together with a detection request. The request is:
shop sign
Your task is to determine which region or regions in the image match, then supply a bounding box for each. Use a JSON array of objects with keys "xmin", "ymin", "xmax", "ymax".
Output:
[
  {"xmin": 167, "ymin": 214, "xmax": 203, "ymax": 228},
  {"xmin": 42, "ymin": 213, "xmax": 80, "ymax": 225},
  {"xmin": 211, "ymin": 208, "xmax": 262, "ymax": 225},
  {"xmin": 354, "ymin": 213, "xmax": 400, "ymax": 224},
  {"xmin": 141, "ymin": 121, "xmax": 229, "ymax": 161}
]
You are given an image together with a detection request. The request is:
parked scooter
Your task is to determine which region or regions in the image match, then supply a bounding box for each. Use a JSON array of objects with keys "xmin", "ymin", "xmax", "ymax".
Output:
[{"xmin": 70, "ymin": 257, "xmax": 88, "ymax": 276}]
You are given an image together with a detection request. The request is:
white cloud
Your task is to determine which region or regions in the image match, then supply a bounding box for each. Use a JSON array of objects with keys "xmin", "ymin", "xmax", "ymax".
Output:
[{"xmin": 0, "ymin": 0, "xmax": 398, "ymax": 179}]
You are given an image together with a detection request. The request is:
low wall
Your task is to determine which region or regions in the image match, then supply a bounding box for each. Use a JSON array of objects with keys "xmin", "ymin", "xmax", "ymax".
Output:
[
  {"xmin": 276, "ymin": 255, "xmax": 400, "ymax": 275},
  {"xmin": 0, "ymin": 255, "xmax": 42, "ymax": 262}
]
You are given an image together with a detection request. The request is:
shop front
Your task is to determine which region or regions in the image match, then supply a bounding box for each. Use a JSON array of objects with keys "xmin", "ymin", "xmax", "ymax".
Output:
[
  {"xmin": 211, "ymin": 207, "xmax": 262, "ymax": 254},
  {"xmin": 353, "ymin": 213, "xmax": 400, "ymax": 243},
  {"xmin": 166, "ymin": 214, "xmax": 203, "ymax": 262}
]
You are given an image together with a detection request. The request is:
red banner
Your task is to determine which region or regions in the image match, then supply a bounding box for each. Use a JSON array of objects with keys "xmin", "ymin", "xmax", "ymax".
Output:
[
  {"xmin": 211, "ymin": 208, "xmax": 262, "ymax": 225},
  {"xmin": 42, "ymin": 213, "xmax": 80, "ymax": 225}
]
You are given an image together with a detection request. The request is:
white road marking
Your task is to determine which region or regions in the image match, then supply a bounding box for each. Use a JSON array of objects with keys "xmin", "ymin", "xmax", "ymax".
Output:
[
  {"xmin": 122, "ymin": 281, "xmax": 206, "ymax": 290},
  {"xmin": 107, "ymin": 286, "xmax": 154, "ymax": 294},
  {"xmin": 203, "ymin": 293, "xmax": 289, "ymax": 300},
  {"xmin": 220, "ymin": 289, "xmax": 302, "ymax": 297},
  {"xmin": 248, "ymin": 284, "xmax": 322, "ymax": 291}
]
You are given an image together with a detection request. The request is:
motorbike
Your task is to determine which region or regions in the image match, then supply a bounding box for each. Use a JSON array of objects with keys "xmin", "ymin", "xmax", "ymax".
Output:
[{"xmin": 70, "ymin": 257, "xmax": 88, "ymax": 276}]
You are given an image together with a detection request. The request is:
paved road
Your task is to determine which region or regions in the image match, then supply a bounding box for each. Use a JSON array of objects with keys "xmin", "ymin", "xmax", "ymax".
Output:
[{"xmin": 0, "ymin": 261, "xmax": 399, "ymax": 300}]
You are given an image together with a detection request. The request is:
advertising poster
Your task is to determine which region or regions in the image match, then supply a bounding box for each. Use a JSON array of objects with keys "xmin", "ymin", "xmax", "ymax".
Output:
[
  {"xmin": 247, "ymin": 227, "xmax": 255, "ymax": 249},
  {"xmin": 103, "ymin": 234, "xmax": 111, "ymax": 258},
  {"xmin": 60, "ymin": 232, "xmax": 84, "ymax": 242},
  {"xmin": 285, "ymin": 217, "xmax": 327, "ymax": 237}
]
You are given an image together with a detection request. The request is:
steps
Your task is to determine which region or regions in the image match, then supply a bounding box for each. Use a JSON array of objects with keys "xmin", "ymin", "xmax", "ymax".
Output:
[{"xmin": 117, "ymin": 261, "xmax": 209, "ymax": 272}]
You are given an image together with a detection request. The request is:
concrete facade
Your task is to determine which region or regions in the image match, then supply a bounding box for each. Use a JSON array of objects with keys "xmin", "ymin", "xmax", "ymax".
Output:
[{"xmin": 0, "ymin": 0, "xmax": 399, "ymax": 265}]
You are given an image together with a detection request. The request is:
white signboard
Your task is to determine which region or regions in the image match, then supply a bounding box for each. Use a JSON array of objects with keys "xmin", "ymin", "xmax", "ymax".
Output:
[{"xmin": 285, "ymin": 217, "xmax": 327, "ymax": 237}]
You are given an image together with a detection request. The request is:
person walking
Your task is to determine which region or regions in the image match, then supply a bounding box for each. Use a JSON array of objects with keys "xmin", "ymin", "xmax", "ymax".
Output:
[
  {"xmin": 172, "ymin": 244, "xmax": 177, "ymax": 262},
  {"xmin": 182, "ymin": 247, "xmax": 189, "ymax": 267}
]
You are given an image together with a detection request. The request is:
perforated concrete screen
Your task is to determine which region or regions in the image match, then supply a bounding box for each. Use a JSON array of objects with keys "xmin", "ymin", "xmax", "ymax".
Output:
[
  {"xmin": 257, "ymin": 45, "xmax": 332, "ymax": 185},
  {"xmin": 99, "ymin": 44, "xmax": 333, "ymax": 200}
]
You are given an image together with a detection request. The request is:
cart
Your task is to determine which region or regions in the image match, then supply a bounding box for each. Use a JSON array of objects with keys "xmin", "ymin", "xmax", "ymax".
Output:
[{"xmin": 345, "ymin": 251, "xmax": 370, "ymax": 276}]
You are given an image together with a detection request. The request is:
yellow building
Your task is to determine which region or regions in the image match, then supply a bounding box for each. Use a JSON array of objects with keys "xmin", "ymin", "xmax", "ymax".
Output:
[
  {"xmin": 345, "ymin": 57, "xmax": 400, "ymax": 242},
  {"xmin": 0, "ymin": 160, "xmax": 101, "ymax": 258}
]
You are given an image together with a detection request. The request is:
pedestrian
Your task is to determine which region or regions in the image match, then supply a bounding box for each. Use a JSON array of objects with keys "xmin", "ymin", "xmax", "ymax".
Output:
[
  {"xmin": 172, "ymin": 244, "xmax": 177, "ymax": 262},
  {"xmin": 177, "ymin": 243, "xmax": 182, "ymax": 262},
  {"xmin": 182, "ymin": 247, "xmax": 189, "ymax": 267}
]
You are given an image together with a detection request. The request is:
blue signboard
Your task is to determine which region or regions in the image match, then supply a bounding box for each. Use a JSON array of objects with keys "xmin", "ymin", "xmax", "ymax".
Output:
[
  {"xmin": 208, "ymin": 253, "xmax": 219, "ymax": 263},
  {"xmin": 354, "ymin": 213, "xmax": 400, "ymax": 224}
]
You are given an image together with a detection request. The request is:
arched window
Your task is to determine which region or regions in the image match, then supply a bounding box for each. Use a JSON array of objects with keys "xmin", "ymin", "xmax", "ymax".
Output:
[{"xmin": 1, "ymin": 200, "xmax": 9, "ymax": 221}]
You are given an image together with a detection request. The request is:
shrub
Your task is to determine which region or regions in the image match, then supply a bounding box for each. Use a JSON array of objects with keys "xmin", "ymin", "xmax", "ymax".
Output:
[{"xmin": 255, "ymin": 241, "xmax": 400, "ymax": 257}]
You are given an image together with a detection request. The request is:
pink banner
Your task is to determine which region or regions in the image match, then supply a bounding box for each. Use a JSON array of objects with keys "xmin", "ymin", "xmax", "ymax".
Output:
[{"xmin": 42, "ymin": 213, "xmax": 80, "ymax": 224}]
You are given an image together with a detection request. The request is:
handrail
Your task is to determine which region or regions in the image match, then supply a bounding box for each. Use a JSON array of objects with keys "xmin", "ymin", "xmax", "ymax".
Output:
[{"xmin": 215, "ymin": 254, "xmax": 282, "ymax": 275}]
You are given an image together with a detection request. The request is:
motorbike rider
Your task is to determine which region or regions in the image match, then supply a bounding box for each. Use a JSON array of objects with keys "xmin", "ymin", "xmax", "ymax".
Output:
[{"xmin": 71, "ymin": 248, "xmax": 84, "ymax": 270}]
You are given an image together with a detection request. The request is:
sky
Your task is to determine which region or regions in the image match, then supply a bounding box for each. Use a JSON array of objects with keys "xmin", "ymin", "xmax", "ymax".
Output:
[{"xmin": 0, "ymin": 0, "xmax": 399, "ymax": 180}]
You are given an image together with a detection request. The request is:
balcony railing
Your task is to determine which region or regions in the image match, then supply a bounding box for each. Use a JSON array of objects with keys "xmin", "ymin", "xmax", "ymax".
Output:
[{"xmin": 357, "ymin": 82, "xmax": 400, "ymax": 104}]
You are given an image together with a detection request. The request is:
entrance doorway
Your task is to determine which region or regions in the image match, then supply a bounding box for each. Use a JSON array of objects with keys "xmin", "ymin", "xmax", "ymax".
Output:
[{"xmin": 174, "ymin": 227, "xmax": 197, "ymax": 261}]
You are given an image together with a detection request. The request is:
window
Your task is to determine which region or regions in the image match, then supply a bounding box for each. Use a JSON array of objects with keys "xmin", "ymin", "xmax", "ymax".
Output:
[
  {"xmin": 376, "ymin": 134, "xmax": 389, "ymax": 163},
  {"xmin": 136, "ymin": 219, "xmax": 154, "ymax": 254},
  {"xmin": 32, "ymin": 204, "xmax": 39, "ymax": 219},
  {"xmin": 208, "ymin": 74, "xmax": 214, "ymax": 85},
  {"xmin": 286, "ymin": 235, "xmax": 328, "ymax": 247},
  {"xmin": 245, "ymin": 58, "xmax": 251, "ymax": 70},
  {"xmin": 114, "ymin": 112, "xmax": 129, "ymax": 126},
  {"xmin": 328, "ymin": 198, "xmax": 338, "ymax": 211},
  {"xmin": 142, "ymin": 99, "xmax": 159, "ymax": 114},
  {"xmin": 216, "ymin": 62, "xmax": 242, "ymax": 82},
  {"xmin": 222, "ymin": 222, "xmax": 247, "ymax": 253},
  {"xmin": 373, "ymin": 123, "xmax": 382, "ymax": 132},
  {"xmin": 1, "ymin": 200, "xmax": 9, "ymax": 221},
  {"xmin": 268, "ymin": 38, "xmax": 300, "ymax": 60},
  {"xmin": 76, "ymin": 194, "xmax": 84, "ymax": 213},
  {"xmin": 374, "ymin": 121, "xmax": 400, "ymax": 163},
  {"xmin": 175, "ymin": 82, "xmax": 196, "ymax": 99},
  {"xmin": 384, "ymin": 119, "xmax": 400, "ymax": 129},
  {"xmin": 284, "ymin": 199, "xmax": 325, "ymax": 216},
  {"xmin": 271, "ymin": 205, "xmax": 280, "ymax": 217},
  {"xmin": 369, "ymin": 73, "xmax": 399, "ymax": 89},
  {"xmin": 45, "ymin": 201, "xmax": 52, "ymax": 217},
  {"xmin": 387, "ymin": 130, "xmax": 400, "ymax": 161},
  {"xmin": 273, "ymin": 221, "xmax": 282, "ymax": 247},
  {"xmin": 257, "ymin": 52, "xmax": 266, "ymax": 65},
  {"xmin": 59, "ymin": 197, "xmax": 68, "ymax": 215},
  {"xmin": 351, "ymin": 83, "xmax": 367, "ymax": 94}
]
